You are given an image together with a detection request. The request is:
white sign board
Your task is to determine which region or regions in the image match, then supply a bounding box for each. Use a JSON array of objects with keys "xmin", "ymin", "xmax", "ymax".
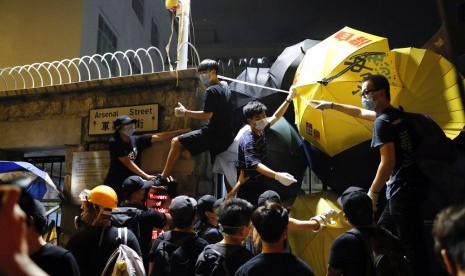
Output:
[
  {"xmin": 89, "ymin": 104, "xmax": 159, "ymax": 135},
  {"xmin": 71, "ymin": 151, "xmax": 110, "ymax": 203}
]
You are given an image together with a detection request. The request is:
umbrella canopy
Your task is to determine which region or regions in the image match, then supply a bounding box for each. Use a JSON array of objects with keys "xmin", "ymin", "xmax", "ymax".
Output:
[
  {"xmin": 212, "ymin": 117, "xmax": 308, "ymax": 202},
  {"xmin": 269, "ymin": 39, "xmax": 320, "ymax": 90},
  {"xmin": 0, "ymin": 161, "xmax": 62, "ymax": 200},
  {"xmin": 391, "ymin": 47, "xmax": 465, "ymax": 138},
  {"xmin": 293, "ymin": 26, "xmax": 402, "ymax": 157},
  {"xmin": 288, "ymin": 191, "xmax": 352, "ymax": 276}
]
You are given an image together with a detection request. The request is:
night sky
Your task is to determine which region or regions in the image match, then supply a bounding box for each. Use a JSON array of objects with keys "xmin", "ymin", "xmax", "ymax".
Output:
[{"xmin": 191, "ymin": 0, "xmax": 442, "ymax": 51}]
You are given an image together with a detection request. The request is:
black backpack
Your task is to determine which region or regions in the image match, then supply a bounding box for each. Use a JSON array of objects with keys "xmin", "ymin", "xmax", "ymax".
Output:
[
  {"xmin": 399, "ymin": 107, "xmax": 457, "ymax": 181},
  {"xmin": 195, "ymin": 245, "xmax": 232, "ymax": 276},
  {"xmin": 111, "ymin": 207, "xmax": 142, "ymax": 240},
  {"xmin": 348, "ymin": 228, "xmax": 413, "ymax": 276},
  {"xmin": 153, "ymin": 231, "xmax": 198, "ymax": 276}
]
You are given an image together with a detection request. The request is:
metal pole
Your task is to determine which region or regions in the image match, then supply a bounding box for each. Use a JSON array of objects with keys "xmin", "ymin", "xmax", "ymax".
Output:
[{"xmin": 176, "ymin": 0, "xmax": 190, "ymax": 70}]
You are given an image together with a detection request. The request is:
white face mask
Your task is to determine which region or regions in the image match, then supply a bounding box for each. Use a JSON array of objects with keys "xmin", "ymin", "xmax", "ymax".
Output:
[
  {"xmin": 255, "ymin": 118, "xmax": 268, "ymax": 131},
  {"xmin": 122, "ymin": 124, "xmax": 135, "ymax": 137}
]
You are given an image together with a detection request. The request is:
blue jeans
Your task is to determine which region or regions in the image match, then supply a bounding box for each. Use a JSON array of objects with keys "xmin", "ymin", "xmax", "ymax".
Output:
[{"xmin": 378, "ymin": 185, "xmax": 430, "ymax": 276}]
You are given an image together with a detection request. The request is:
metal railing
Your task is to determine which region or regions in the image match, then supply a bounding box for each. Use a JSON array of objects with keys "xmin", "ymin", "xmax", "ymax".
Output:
[{"xmin": 0, "ymin": 44, "xmax": 201, "ymax": 93}]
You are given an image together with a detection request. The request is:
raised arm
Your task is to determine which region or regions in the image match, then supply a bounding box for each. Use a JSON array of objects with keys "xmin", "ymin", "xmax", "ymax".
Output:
[{"xmin": 311, "ymin": 100, "xmax": 376, "ymax": 121}]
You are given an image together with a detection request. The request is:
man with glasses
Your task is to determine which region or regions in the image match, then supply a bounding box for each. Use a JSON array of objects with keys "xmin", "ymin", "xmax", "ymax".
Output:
[
  {"xmin": 312, "ymin": 74, "xmax": 430, "ymax": 275},
  {"xmin": 155, "ymin": 59, "xmax": 234, "ymax": 186}
]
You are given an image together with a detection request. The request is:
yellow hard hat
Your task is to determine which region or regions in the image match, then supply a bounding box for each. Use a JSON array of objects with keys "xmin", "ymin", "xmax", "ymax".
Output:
[{"xmin": 88, "ymin": 185, "xmax": 118, "ymax": 210}]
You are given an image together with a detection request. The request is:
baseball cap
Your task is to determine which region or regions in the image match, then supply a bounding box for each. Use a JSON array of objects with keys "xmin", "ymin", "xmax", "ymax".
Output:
[
  {"xmin": 337, "ymin": 186, "xmax": 372, "ymax": 218},
  {"xmin": 169, "ymin": 195, "xmax": 197, "ymax": 224},
  {"xmin": 122, "ymin": 175, "xmax": 153, "ymax": 194},
  {"xmin": 197, "ymin": 195, "xmax": 217, "ymax": 216},
  {"xmin": 258, "ymin": 190, "xmax": 281, "ymax": 206},
  {"xmin": 19, "ymin": 197, "xmax": 47, "ymax": 233},
  {"xmin": 114, "ymin": 115, "xmax": 137, "ymax": 128}
]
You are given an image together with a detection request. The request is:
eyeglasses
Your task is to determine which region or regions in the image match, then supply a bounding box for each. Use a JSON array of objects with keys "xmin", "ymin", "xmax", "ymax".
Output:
[{"xmin": 360, "ymin": 88, "xmax": 379, "ymax": 98}]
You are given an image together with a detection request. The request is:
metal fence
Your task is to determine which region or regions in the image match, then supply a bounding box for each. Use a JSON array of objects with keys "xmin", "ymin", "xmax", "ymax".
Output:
[{"xmin": 0, "ymin": 44, "xmax": 201, "ymax": 93}]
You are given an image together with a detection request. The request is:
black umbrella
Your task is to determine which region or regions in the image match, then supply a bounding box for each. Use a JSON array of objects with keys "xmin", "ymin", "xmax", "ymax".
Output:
[{"xmin": 269, "ymin": 39, "xmax": 320, "ymax": 90}]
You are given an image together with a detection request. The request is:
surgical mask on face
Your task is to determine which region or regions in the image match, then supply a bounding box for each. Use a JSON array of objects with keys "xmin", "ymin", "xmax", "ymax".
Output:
[
  {"xmin": 362, "ymin": 96, "xmax": 378, "ymax": 111},
  {"xmin": 199, "ymin": 74, "xmax": 211, "ymax": 86},
  {"xmin": 255, "ymin": 118, "xmax": 268, "ymax": 131},
  {"xmin": 122, "ymin": 124, "xmax": 135, "ymax": 137}
]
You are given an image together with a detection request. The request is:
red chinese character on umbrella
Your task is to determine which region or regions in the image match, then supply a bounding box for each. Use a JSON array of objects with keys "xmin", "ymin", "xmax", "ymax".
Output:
[
  {"xmin": 348, "ymin": 36, "xmax": 372, "ymax": 48},
  {"xmin": 334, "ymin": 31, "xmax": 354, "ymax": 41}
]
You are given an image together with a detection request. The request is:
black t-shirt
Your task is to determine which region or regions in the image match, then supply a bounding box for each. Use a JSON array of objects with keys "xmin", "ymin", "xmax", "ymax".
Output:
[
  {"xmin": 195, "ymin": 243, "xmax": 253, "ymax": 276},
  {"xmin": 66, "ymin": 226, "xmax": 141, "ymax": 276},
  {"xmin": 105, "ymin": 134, "xmax": 152, "ymax": 198},
  {"xmin": 149, "ymin": 230, "xmax": 209, "ymax": 275},
  {"xmin": 30, "ymin": 243, "xmax": 80, "ymax": 276},
  {"xmin": 328, "ymin": 226, "xmax": 403, "ymax": 276},
  {"xmin": 371, "ymin": 108, "xmax": 426, "ymax": 199},
  {"xmin": 235, "ymin": 252, "xmax": 314, "ymax": 276},
  {"xmin": 203, "ymin": 82, "xmax": 232, "ymax": 135}
]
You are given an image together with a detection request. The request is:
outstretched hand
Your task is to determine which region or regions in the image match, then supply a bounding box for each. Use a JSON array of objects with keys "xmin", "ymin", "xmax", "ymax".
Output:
[{"xmin": 310, "ymin": 100, "xmax": 332, "ymax": 110}]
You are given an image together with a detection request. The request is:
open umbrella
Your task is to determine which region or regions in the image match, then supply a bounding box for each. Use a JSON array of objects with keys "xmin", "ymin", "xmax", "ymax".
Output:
[
  {"xmin": 212, "ymin": 117, "xmax": 308, "ymax": 202},
  {"xmin": 269, "ymin": 39, "xmax": 320, "ymax": 90},
  {"xmin": 293, "ymin": 26, "xmax": 402, "ymax": 157},
  {"xmin": 288, "ymin": 191, "xmax": 352, "ymax": 276},
  {"xmin": 391, "ymin": 47, "xmax": 465, "ymax": 138},
  {"xmin": 0, "ymin": 161, "xmax": 62, "ymax": 200}
]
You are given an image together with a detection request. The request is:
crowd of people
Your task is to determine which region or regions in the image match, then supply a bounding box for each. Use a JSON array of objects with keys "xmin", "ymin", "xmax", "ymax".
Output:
[{"xmin": 1, "ymin": 60, "xmax": 464, "ymax": 276}]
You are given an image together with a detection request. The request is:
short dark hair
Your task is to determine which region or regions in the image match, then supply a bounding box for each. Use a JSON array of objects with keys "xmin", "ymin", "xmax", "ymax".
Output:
[
  {"xmin": 363, "ymin": 74, "xmax": 390, "ymax": 101},
  {"xmin": 252, "ymin": 201, "xmax": 288, "ymax": 243},
  {"xmin": 218, "ymin": 198, "xmax": 253, "ymax": 236},
  {"xmin": 198, "ymin": 59, "xmax": 219, "ymax": 75},
  {"xmin": 243, "ymin": 101, "xmax": 267, "ymax": 120},
  {"xmin": 433, "ymin": 205, "xmax": 465, "ymax": 270}
]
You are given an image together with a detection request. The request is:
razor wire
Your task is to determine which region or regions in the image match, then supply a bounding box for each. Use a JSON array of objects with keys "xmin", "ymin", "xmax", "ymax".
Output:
[{"xmin": 0, "ymin": 45, "xmax": 200, "ymax": 93}]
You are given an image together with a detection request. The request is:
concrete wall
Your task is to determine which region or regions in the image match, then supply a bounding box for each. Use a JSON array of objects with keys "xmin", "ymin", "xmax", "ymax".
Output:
[{"xmin": 0, "ymin": 69, "xmax": 218, "ymax": 244}]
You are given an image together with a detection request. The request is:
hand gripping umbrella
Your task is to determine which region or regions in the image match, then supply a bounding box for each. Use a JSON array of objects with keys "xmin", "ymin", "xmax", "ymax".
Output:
[
  {"xmin": 292, "ymin": 26, "xmax": 402, "ymax": 157},
  {"xmin": 288, "ymin": 191, "xmax": 352, "ymax": 276}
]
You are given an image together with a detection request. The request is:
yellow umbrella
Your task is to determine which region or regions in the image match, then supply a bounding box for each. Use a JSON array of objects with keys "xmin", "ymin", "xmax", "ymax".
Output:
[
  {"xmin": 391, "ymin": 47, "xmax": 465, "ymax": 138},
  {"xmin": 293, "ymin": 26, "xmax": 402, "ymax": 156},
  {"xmin": 288, "ymin": 191, "xmax": 352, "ymax": 276}
]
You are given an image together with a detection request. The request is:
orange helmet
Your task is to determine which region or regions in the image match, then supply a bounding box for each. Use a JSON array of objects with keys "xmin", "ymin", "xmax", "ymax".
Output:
[{"xmin": 87, "ymin": 185, "xmax": 118, "ymax": 210}]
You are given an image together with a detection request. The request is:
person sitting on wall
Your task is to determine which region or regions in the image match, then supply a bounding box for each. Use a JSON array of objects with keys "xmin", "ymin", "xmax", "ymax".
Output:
[
  {"xmin": 154, "ymin": 59, "xmax": 234, "ymax": 186},
  {"xmin": 105, "ymin": 114, "xmax": 189, "ymax": 201}
]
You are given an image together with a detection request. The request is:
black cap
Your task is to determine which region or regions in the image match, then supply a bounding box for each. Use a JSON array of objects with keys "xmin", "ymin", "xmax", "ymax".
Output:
[
  {"xmin": 169, "ymin": 195, "xmax": 197, "ymax": 224},
  {"xmin": 122, "ymin": 176, "xmax": 153, "ymax": 195},
  {"xmin": 19, "ymin": 197, "xmax": 47, "ymax": 233},
  {"xmin": 197, "ymin": 195, "xmax": 217, "ymax": 216},
  {"xmin": 337, "ymin": 186, "xmax": 372, "ymax": 218},
  {"xmin": 114, "ymin": 115, "xmax": 137, "ymax": 128},
  {"xmin": 258, "ymin": 190, "xmax": 281, "ymax": 206}
]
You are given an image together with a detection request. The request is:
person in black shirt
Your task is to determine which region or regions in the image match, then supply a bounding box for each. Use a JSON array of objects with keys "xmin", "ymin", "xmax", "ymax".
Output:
[
  {"xmin": 313, "ymin": 74, "xmax": 430, "ymax": 275},
  {"xmin": 235, "ymin": 201, "xmax": 314, "ymax": 276},
  {"xmin": 195, "ymin": 198, "xmax": 254, "ymax": 276},
  {"xmin": 155, "ymin": 59, "xmax": 234, "ymax": 186},
  {"xmin": 194, "ymin": 194, "xmax": 223, "ymax": 244},
  {"xmin": 149, "ymin": 195, "xmax": 208, "ymax": 276},
  {"xmin": 117, "ymin": 175, "xmax": 171, "ymax": 273},
  {"xmin": 105, "ymin": 114, "xmax": 188, "ymax": 201},
  {"xmin": 66, "ymin": 185, "xmax": 141, "ymax": 276},
  {"xmin": 328, "ymin": 186, "xmax": 405, "ymax": 276}
]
